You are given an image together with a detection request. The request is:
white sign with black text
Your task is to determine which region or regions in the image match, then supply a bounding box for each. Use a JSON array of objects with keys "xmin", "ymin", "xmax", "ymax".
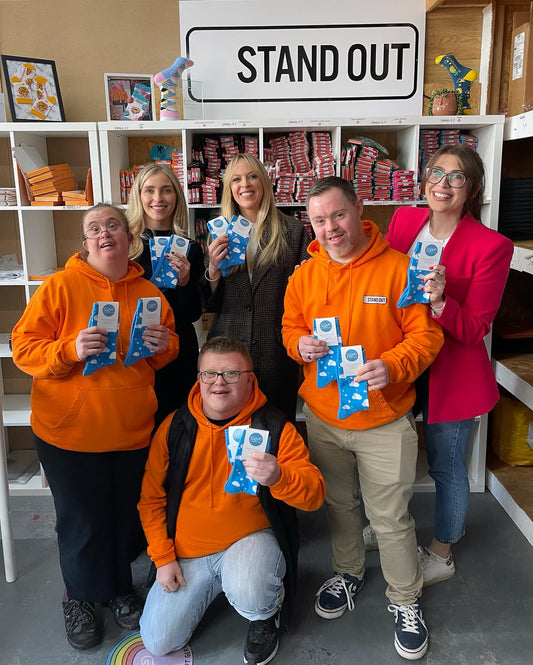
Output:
[{"xmin": 179, "ymin": 0, "xmax": 425, "ymax": 119}]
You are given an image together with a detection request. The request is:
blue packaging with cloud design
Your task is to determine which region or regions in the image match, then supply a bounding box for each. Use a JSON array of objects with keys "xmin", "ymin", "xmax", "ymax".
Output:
[
  {"xmin": 224, "ymin": 426, "xmax": 270, "ymax": 495},
  {"xmin": 337, "ymin": 345, "xmax": 369, "ymax": 419},
  {"xmin": 123, "ymin": 297, "xmax": 161, "ymax": 367},
  {"xmin": 149, "ymin": 234, "xmax": 190, "ymax": 289},
  {"xmin": 397, "ymin": 240, "xmax": 443, "ymax": 308},
  {"xmin": 83, "ymin": 301, "xmax": 119, "ymax": 376}
]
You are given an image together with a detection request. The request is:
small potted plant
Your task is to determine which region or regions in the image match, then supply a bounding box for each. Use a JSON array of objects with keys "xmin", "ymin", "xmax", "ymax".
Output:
[{"xmin": 427, "ymin": 88, "xmax": 463, "ymax": 116}]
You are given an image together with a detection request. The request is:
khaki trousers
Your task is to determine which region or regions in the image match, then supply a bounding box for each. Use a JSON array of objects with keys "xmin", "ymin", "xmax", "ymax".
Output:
[{"xmin": 304, "ymin": 404, "xmax": 422, "ymax": 605}]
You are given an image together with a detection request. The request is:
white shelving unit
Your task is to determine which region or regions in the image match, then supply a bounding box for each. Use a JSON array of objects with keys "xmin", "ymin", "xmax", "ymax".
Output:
[
  {"xmin": 0, "ymin": 115, "xmax": 506, "ymax": 497},
  {"xmin": 488, "ymin": 112, "xmax": 533, "ymax": 545},
  {"xmin": 0, "ymin": 122, "xmax": 100, "ymax": 496},
  {"xmin": 98, "ymin": 114, "xmax": 505, "ymax": 494}
]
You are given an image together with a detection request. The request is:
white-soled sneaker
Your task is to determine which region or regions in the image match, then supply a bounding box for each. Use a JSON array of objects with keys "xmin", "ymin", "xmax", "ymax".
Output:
[
  {"xmin": 388, "ymin": 602, "xmax": 428, "ymax": 660},
  {"xmin": 363, "ymin": 524, "xmax": 378, "ymax": 551},
  {"xmin": 417, "ymin": 546, "xmax": 455, "ymax": 586}
]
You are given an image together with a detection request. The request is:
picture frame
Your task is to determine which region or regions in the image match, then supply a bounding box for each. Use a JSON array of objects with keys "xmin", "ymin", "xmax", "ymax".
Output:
[
  {"xmin": 1, "ymin": 55, "xmax": 65, "ymax": 122},
  {"xmin": 104, "ymin": 73, "xmax": 156, "ymax": 122}
]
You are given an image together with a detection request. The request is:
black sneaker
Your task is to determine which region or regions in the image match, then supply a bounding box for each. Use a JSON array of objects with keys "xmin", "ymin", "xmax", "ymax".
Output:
[
  {"xmin": 243, "ymin": 611, "xmax": 280, "ymax": 665},
  {"xmin": 315, "ymin": 572, "xmax": 364, "ymax": 619},
  {"xmin": 62, "ymin": 597, "xmax": 101, "ymax": 650},
  {"xmin": 388, "ymin": 602, "xmax": 429, "ymax": 660},
  {"xmin": 109, "ymin": 588, "xmax": 144, "ymax": 630}
]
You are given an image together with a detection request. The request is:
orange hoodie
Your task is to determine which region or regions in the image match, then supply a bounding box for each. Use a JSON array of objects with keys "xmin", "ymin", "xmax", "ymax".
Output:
[
  {"xmin": 138, "ymin": 380, "xmax": 325, "ymax": 566},
  {"xmin": 282, "ymin": 221, "xmax": 444, "ymax": 430},
  {"xmin": 11, "ymin": 252, "xmax": 179, "ymax": 452}
]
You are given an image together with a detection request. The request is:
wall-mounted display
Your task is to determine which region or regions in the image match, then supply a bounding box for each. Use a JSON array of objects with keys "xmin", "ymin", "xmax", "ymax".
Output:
[{"xmin": 1, "ymin": 55, "xmax": 65, "ymax": 121}]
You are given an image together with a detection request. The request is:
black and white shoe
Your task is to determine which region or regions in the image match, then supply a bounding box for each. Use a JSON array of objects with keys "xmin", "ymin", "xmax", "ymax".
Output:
[
  {"xmin": 388, "ymin": 602, "xmax": 429, "ymax": 660},
  {"xmin": 315, "ymin": 572, "xmax": 365, "ymax": 619},
  {"xmin": 62, "ymin": 595, "xmax": 101, "ymax": 650},
  {"xmin": 243, "ymin": 611, "xmax": 280, "ymax": 665}
]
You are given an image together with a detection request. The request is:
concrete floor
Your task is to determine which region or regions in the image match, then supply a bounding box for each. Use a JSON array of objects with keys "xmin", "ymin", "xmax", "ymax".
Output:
[{"xmin": 1, "ymin": 492, "xmax": 532, "ymax": 665}]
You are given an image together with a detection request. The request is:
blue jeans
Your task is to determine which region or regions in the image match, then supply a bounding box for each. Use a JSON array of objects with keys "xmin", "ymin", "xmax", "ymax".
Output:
[
  {"xmin": 140, "ymin": 529, "xmax": 285, "ymax": 656},
  {"xmin": 423, "ymin": 417, "xmax": 475, "ymax": 544}
]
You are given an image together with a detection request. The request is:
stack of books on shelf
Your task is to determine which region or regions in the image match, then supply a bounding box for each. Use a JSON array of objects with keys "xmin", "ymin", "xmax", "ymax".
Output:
[
  {"xmin": 26, "ymin": 163, "xmax": 78, "ymax": 206},
  {"xmin": 62, "ymin": 169, "xmax": 94, "ymax": 206},
  {"xmin": 0, "ymin": 187, "xmax": 17, "ymax": 206}
]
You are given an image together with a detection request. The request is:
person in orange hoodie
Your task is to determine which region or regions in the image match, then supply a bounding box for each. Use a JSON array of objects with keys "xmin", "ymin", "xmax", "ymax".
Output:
[
  {"xmin": 11, "ymin": 204, "xmax": 179, "ymax": 650},
  {"xmin": 282, "ymin": 177, "xmax": 444, "ymax": 661},
  {"xmin": 138, "ymin": 336, "xmax": 325, "ymax": 665}
]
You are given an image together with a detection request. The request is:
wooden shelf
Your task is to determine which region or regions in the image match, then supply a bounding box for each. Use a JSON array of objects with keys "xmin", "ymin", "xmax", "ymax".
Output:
[{"xmin": 493, "ymin": 354, "xmax": 533, "ymax": 410}]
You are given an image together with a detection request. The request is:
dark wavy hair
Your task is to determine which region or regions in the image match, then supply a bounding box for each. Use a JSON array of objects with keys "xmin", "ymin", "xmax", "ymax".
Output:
[{"xmin": 423, "ymin": 143, "xmax": 485, "ymax": 221}]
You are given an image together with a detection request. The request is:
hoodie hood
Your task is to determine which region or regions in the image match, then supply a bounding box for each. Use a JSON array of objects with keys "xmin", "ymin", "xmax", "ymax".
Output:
[{"xmin": 306, "ymin": 221, "xmax": 390, "ymax": 306}]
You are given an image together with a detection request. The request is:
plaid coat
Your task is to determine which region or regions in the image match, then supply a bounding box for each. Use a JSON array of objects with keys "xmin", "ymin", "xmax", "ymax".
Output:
[{"xmin": 201, "ymin": 212, "xmax": 310, "ymax": 419}]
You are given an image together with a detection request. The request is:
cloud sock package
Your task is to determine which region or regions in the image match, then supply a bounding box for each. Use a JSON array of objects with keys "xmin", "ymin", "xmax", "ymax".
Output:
[
  {"xmin": 313, "ymin": 316, "xmax": 342, "ymax": 388},
  {"xmin": 397, "ymin": 240, "xmax": 443, "ymax": 308},
  {"xmin": 83, "ymin": 301, "xmax": 119, "ymax": 376},
  {"xmin": 207, "ymin": 215, "xmax": 252, "ymax": 276},
  {"xmin": 124, "ymin": 297, "xmax": 161, "ymax": 367},
  {"xmin": 149, "ymin": 234, "xmax": 190, "ymax": 288},
  {"xmin": 224, "ymin": 426, "xmax": 270, "ymax": 495},
  {"xmin": 337, "ymin": 345, "xmax": 369, "ymax": 419}
]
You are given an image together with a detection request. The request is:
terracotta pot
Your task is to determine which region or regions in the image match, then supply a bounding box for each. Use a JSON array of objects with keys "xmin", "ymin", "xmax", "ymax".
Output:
[{"xmin": 432, "ymin": 92, "xmax": 458, "ymax": 116}]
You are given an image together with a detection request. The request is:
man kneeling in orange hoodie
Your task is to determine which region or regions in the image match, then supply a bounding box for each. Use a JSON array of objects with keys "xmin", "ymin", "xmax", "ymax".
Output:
[{"xmin": 138, "ymin": 336, "xmax": 325, "ymax": 665}]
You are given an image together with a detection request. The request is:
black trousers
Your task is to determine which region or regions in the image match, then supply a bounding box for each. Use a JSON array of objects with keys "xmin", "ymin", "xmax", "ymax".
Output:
[{"xmin": 34, "ymin": 436, "xmax": 149, "ymax": 603}]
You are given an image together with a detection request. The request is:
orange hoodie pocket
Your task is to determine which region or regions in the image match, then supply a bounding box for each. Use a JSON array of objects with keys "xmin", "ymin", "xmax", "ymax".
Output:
[{"xmin": 368, "ymin": 389, "xmax": 396, "ymax": 419}]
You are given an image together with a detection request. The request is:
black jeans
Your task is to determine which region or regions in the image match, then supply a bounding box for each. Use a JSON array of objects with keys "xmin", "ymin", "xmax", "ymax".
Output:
[{"xmin": 35, "ymin": 436, "xmax": 148, "ymax": 602}]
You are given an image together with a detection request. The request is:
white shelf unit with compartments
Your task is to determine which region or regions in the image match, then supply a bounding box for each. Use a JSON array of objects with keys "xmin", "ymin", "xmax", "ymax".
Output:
[
  {"xmin": 98, "ymin": 114, "xmax": 505, "ymax": 494},
  {"xmin": 488, "ymin": 111, "xmax": 533, "ymax": 546},
  {"xmin": 0, "ymin": 122, "xmax": 101, "ymax": 495}
]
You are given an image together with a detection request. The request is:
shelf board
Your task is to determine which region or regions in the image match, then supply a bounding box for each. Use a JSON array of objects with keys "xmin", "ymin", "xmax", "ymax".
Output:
[
  {"xmin": 1, "ymin": 394, "xmax": 31, "ymax": 426},
  {"xmin": 511, "ymin": 241, "xmax": 533, "ymax": 274},
  {"xmin": 493, "ymin": 354, "xmax": 533, "ymax": 410},
  {"xmin": 504, "ymin": 110, "xmax": 533, "ymax": 141},
  {"xmin": 0, "ymin": 333, "xmax": 12, "ymax": 357}
]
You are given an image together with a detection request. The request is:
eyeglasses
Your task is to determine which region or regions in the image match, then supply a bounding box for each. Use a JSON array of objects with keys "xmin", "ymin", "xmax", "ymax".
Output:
[
  {"xmin": 198, "ymin": 370, "xmax": 253, "ymax": 384},
  {"xmin": 425, "ymin": 167, "xmax": 468, "ymax": 189},
  {"xmin": 84, "ymin": 221, "xmax": 126, "ymax": 239}
]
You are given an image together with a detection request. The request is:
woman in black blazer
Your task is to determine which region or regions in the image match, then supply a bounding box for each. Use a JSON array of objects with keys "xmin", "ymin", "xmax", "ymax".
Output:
[{"xmin": 201, "ymin": 153, "xmax": 310, "ymax": 420}]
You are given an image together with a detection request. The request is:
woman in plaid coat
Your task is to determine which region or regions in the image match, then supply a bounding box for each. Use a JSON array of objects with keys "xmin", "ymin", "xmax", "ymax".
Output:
[{"xmin": 201, "ymin": 153, "xmax": 310, "ymax": 420}]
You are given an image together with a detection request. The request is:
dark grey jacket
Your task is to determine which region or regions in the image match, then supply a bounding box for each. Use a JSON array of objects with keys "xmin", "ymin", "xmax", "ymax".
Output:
[{"xmin": 201, "ymin": 212, "xmax": 310, "ymax": 420}]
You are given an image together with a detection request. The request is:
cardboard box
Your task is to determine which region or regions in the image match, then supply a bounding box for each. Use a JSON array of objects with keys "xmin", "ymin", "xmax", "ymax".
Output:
[
  {"xmin": 508, "ymin": 20, "xmax": 533, "ymax": 116},
  {"xmin": 491, "ymin": 395, "xmax": 533, "ymax": 466}
]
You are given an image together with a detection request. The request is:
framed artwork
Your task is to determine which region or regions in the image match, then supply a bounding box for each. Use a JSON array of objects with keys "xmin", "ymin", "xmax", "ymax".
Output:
[
  {"xmin": 104, "ymin": 73, "xmax": 155, "ymax": 121},
  {"xmin": 1, "ymin": 55, "xmax": 65, "ymax": 122}
]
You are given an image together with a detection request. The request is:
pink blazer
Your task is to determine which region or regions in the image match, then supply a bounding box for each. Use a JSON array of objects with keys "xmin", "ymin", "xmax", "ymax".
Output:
[{"xmin": 387, "ymin": 207, "xmax": 514, "ymax": 423}]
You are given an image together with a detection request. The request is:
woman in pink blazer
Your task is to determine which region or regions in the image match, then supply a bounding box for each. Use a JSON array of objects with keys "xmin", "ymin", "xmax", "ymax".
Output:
[{"xmin": 386, "ymin": 144, "xmax": 513, "ymax": 586}]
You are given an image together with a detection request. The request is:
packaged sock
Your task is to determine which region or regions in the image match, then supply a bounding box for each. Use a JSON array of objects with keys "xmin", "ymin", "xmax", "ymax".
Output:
[
  {"xmin": 150, "ymin": 234, "xmax": 190, "ymax": 288},
  {"xmin": 124, "ymin": 297, "xmax": 161, "ymax": 367},
  {"xmin": 208, "ymin": 215, "xmax": 252, "ymax": 276},
  {"xmin": 337, "ymin": 345, "xmax": 369, "ymax": 419},
  {"xmin": 397, "ymin": 240, "xmax": 443, "ymax": 308},
  {"xmin": 224, "ymin": 427, "xmax": 270, "ymax": 495},
  {"xmin": 121, "ymin": 82, "xmax": 151, "ymax": 121},
  {"xmin": 314, "ymin": 316, "xmax": 342, "ymax": 388},
  {"xmin": 83, "ymin": 301, "xmax": 119, "ymax": 376}
]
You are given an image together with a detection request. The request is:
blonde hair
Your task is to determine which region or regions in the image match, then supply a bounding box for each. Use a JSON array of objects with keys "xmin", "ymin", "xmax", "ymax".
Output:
[
  {"xmin": 126, "ymin": 163, "xmax": 188, "ymax": 259},
  {"xmin": 220, "ymin": 153, "xmax": 288, "ymax": 267}
]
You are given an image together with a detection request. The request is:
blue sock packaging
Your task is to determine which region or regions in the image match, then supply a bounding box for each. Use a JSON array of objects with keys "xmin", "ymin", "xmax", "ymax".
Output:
[
  {"xmin": 208, "ymin": 214, "xmax": 252, "ymax": 276},
  {"xmin": 397, "ymin": 240, "xmax": 443, "ymax": 308},
  {"xmin": 149, "ymin": 234, "xmax": 190, "ymax": 289},
  {"xmin": 123, "ymin": 297, "xmax": 161, "ymax": 367},
  {"xmin": 314, "ymin": 317, "xmax": 342, "ymax": 388},
  {"xmin": 224, "ymin": 426, "xmax": 270, "ymax": 495},
  {"xmin": 83, "ymin": 301, "xmax": 119, "ymax": 376},
  {"xmin": 337, "ymin": 345, "xmax": 369, "ymax": 419}
]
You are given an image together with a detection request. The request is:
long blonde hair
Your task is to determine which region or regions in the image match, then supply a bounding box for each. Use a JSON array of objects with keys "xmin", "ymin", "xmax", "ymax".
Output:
[
  {"xmin": 220, "ymin": 153, "xmax": 287, "ymax": 267},
  {"xmin": 127, "ymin": 163, "xmax": 188, "ymax": 259}
]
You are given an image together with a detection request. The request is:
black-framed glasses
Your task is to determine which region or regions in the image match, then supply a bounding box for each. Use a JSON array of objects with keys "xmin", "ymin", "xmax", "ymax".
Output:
[
  {"xmin": 84, "ymin": 221, "xmax": 126, "ymax": 239},
  {"xmin": 425, "ymin": 167, "xmax": 468, "ymax": 189},
  {"xmin": 198, "ymin": 370, "xmax": 253, "ymax": 384}
]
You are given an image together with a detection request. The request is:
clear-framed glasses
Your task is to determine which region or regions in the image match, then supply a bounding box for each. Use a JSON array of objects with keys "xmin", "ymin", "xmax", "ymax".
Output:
[
  {"xmin": 84, "ymin": 221, "xmax": 125, "ymax": 239},
  {"xmin": 198, "ymin": 370, "xmax": 253, "ymax": 384},
  {"xmin": 425, "ymin": 167, "xmax": 468, "ymax": 189}
]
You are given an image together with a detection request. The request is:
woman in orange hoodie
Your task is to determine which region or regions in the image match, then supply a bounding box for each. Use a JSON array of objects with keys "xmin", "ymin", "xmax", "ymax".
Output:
[{"xmin": 11, "ymin": 204, "xmax": 179, "ymax": 650}]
